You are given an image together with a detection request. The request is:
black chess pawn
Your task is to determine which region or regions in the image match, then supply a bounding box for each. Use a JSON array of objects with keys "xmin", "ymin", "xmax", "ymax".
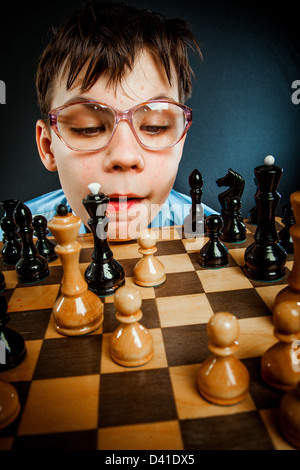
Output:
[
  {"xmin": 199, "ymin": 215, "xmax": 229, "ymax": 268},
  {"xmin": 0, "ymin": 296, "xmax": 26, "ymax": 371},
  {"xmin": 278, "ymin": 203, "xmax": 295, "ymax": 254},
  {"xmin": 0, "ymin": 216, "xmax": 22, "ymax": 265},
  {"xmin": 244, "ymin": 156, "xmax": 287, "ymax": 281},
  {"xmin": 33, "ymin": 215, "xmax": 57, "ymax": 262},
  {"xmin": 221, "ymin": 196, "xmax": 246, "ymax": 243},
  {"xmin": 82, "ymin": 183, "xmax": 125, "ymax": 296},
  {"xmin": 184, "ymin": 169, "xmax": 204, "ymax": 238},
  {"xmin": 13, "ymin": 202, "xmax": 49, "ymax": 284}
]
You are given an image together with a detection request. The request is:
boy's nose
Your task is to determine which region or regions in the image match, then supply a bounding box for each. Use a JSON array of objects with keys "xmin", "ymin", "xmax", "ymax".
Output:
[{"xmin": 103, "ymin": 121, "xmax": 145, "ymax": 171}]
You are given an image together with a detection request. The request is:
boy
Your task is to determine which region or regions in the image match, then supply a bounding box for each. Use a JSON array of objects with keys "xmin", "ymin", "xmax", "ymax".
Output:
[{"xmin": 30, "ymin": 1, "xmax": 216, "ymax": 240}]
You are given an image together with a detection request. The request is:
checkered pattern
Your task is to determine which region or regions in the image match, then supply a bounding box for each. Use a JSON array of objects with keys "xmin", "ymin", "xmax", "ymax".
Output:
[{"xmin": 0, "ymin": 222, "xmax": 296, "ymax": 450}]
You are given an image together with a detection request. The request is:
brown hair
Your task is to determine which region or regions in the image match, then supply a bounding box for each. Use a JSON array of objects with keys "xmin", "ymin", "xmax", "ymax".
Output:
[{"xmin": 36, "ymin": 1, "xmax": 202, "ymax": 119}]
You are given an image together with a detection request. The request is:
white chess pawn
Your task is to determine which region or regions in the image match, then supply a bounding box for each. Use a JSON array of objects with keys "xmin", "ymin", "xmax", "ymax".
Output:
[
  {"xmin": 197, "ymin": 312, "xmax": 249, "ymax": 405},
  {"xmin": 133, "ymin": 229, "xmax": 166, "ymax": 287},
  {"xmin": 110, "ymin": 285, "xmax": 154, "ymax": 367}
]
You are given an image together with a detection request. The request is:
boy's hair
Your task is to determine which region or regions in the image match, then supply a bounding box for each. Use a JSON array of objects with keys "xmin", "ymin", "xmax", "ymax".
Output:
[{"xmin": 36, "ymin": 1, "xmax": 202, "ymax": 120}]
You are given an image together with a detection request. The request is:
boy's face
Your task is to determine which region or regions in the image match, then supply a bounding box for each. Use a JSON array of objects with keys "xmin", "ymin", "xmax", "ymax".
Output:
[{"xmin": 36, "ymin": 49, "xmax": 186, "ymax": 240}]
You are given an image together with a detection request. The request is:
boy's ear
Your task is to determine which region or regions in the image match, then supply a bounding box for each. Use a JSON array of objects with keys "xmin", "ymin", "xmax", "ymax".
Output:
[{"xmin": 36, "ymin": 119, "xmax": 57, "ymax": 172}]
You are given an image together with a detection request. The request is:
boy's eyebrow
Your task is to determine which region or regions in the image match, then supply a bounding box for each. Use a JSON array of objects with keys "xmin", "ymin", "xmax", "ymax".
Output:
[
  {"xmin": 62, "ymin": 94, "xmax": 176, "ymax": 107},
  {"xmin": 63, "ymin": 96, "xmax": 92, "ymax": 106}
]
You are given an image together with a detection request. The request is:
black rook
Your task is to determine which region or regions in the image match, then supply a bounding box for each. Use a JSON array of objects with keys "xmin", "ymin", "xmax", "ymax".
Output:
[{"xmin": 244, "ymin": 156, "xmax": 287, "ymax": 281}]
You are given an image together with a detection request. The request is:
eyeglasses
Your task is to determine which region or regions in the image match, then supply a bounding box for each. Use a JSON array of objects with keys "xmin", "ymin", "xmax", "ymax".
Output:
[{"xmin": 48, "ymin": 99, "xmax": 192, "ymax": 151}]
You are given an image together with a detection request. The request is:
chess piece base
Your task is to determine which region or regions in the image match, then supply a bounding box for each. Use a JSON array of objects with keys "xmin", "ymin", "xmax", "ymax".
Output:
[
  {"xmin": 134, "ymin": 275, "xmax": 166, "ymax": 288},
  {"xmin": 0, "ymin": 334, "xmax": 26, "ymax": 372},
  {"xmin": 15, "ymin": 257, "xmax": 49, "ymax": 284},
  {"xmin": 198, "ymin": 385, "xmax": 248, "ymax": 406},
  {"xmin": 279, "ymin": 383, "xmax": 300, "ymax": 449},
  {"xmin": 244, "ymin": 243, "xmax": 287, "ymax": 281},
  {"xmin": 199, "ymin": 256, "xmax": 229, "ymax": 269},
  {"xmin": 53, "ymin": 291, "xmax": 104, "ymax": 336},
  {"xmin": 0, "ymin": 381, "xmax": 21, "ymax": 430},
  {"xmin": 280, "ymin": 426, "xmax": 300, "ymax": 449},
  {"xmin": 85, "ymin": 261, "xmax": 125, "ymax": 296},
  {"xmin": 1, "ymin": 243, "xmax": 21, "ymax": 265},
  {"xmin": 197, "ymin": 355, "xmax": 249, "ymax": 405},
  {"xmin": 133, "ymin": 254, "xmax": 166, "ymax": 287},
  {"xmin": 110, "ymin": 322, "xmax": 154, "ymax": 367},
  {"xmin": 261, "ymin": 341, "xmax": 300, "ymax": 391}
]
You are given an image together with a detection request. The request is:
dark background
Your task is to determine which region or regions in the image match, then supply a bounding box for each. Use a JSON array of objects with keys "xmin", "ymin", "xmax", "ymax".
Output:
[{"xmin": 0, "ymin": 0, "xmax": 299, "ymax": 218}]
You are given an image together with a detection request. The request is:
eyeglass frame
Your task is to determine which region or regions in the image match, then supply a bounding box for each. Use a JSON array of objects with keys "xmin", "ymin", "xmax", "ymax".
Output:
[{"xmin": 48, "ymin": 98, "xmax": 193, "ymax": 152}]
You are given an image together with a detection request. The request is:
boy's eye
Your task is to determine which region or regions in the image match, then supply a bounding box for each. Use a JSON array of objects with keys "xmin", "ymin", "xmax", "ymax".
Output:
[
  {"xmin": 140, "ymin": 125, "xmax": 170, "ymax": 135},
  {"xmin": 70, "ymin": 125, "xmax": 106, "ymax": 137}
]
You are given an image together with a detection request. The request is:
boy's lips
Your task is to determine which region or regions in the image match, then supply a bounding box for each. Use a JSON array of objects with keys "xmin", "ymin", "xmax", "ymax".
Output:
[{"xmin": 108, "ymin": 195, "xmax": 144, "ymax": 213}]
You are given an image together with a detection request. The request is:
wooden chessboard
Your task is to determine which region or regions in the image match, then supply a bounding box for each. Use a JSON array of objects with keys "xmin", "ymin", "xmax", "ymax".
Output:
[{"xmin": 0, "ymin": 220, "xmax": 297, "ymax": 451}]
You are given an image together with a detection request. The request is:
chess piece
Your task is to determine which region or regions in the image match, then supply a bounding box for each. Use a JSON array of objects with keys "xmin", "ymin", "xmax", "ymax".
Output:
[
  {"xmin": 275, "ymin": 192, "xmax": 300, "ymax": 308},
  {"xmin": 133, "ymin": 229, "xmax": 166, "ymax": 287},
  {"xmin": 82, "ymin": 183, "xmax": 125, "ymax": 296},
  {"xmin": 216, "ymin": 168, "xmax": 245, "ymax": 221},
  {"xmin": 279, "ymin": 382, "xmax": 300, "ymax": 448},
  {"xmin": 199, "ymin": 215, "xmax": 228, "ymax": 268},
  {"xmin": 13, "ymin": 202, "xmax": 49, "ymax": 284},
  {"xmin": 248, "ymin": 177, "xmax": 259, "ymax": 225},
  {"xmin": 0, "ymin": 271, "xmax": 5, "ymax": 293},
  {"xmin": 48, "ymin": 204, "xmax": 104, "ymax": 336},
  {"xmin": 220, "ymin": 196, "xmax": 246, "ymax": 243},
  {"xmin": 110, "ymin": 285, "xmax": 154, "ymax": 367},
  {"xmin": 261, "ymin": 300, "xmax": 300, "ymax": 391},
  {"xmin": 0, "ymin": 217, "xmax": 22, "ymax": 265},
  {"xmin": 0, "ymin": 380, "xmax": 20, "ymax": 430},
  {"xmin": 248, "ymin": 205, "xmax": 258, "ymax": 226},
  {"xmin": 33, "ymin": 215, "xmax": 57, "ymax": 262},
  {"xmin": 0, "ymin": 198, "xmax": 20, "ymax": 231},
  {"xmin": 278, "ymin": 202, "xmax": 295, "ymax": 254},
  {"xmin": 197, "ymin": 312, "xmax": 249, "ymax": 405},
  {"xmin": 244, "ymin": 156, "xmax": 287, "ymax": 281},
  {"xmin": 0, "ymin": 296, "xmax": 26, "ymax": 371},
  {"xmin": 0, "ymin": 199, "xmax": 21, "ymax": 265},
  {"xmin": 183, "ymin": 169, "xmax": 204, "ymax": 238}
]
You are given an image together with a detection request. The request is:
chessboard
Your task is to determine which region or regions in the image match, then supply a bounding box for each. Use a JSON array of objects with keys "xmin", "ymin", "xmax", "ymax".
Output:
[{"xmin": 0, "ymin": 220, "xmax": 297, "ymax": 451}]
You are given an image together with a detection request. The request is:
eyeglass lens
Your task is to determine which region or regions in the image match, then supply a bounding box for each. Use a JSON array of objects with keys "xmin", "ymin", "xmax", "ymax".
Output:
[{"xmin": 55, "ymin": 102, "xmax": 187, "ymax": 150}]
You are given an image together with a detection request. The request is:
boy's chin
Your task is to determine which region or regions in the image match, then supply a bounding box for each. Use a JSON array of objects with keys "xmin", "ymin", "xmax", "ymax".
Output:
[
  {"xmin": 83, "ymin": 212, "xmax": 153, "ymax": 242},
  {"xmin": 107, "ymin": 220, "xmax": 149, "ymax": 242}
]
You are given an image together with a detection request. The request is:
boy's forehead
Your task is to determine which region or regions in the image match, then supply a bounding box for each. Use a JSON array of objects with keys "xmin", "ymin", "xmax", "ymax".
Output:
[{"xmin": 51, "ymin": 49, "xmax": 179, "ymax": 108}]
